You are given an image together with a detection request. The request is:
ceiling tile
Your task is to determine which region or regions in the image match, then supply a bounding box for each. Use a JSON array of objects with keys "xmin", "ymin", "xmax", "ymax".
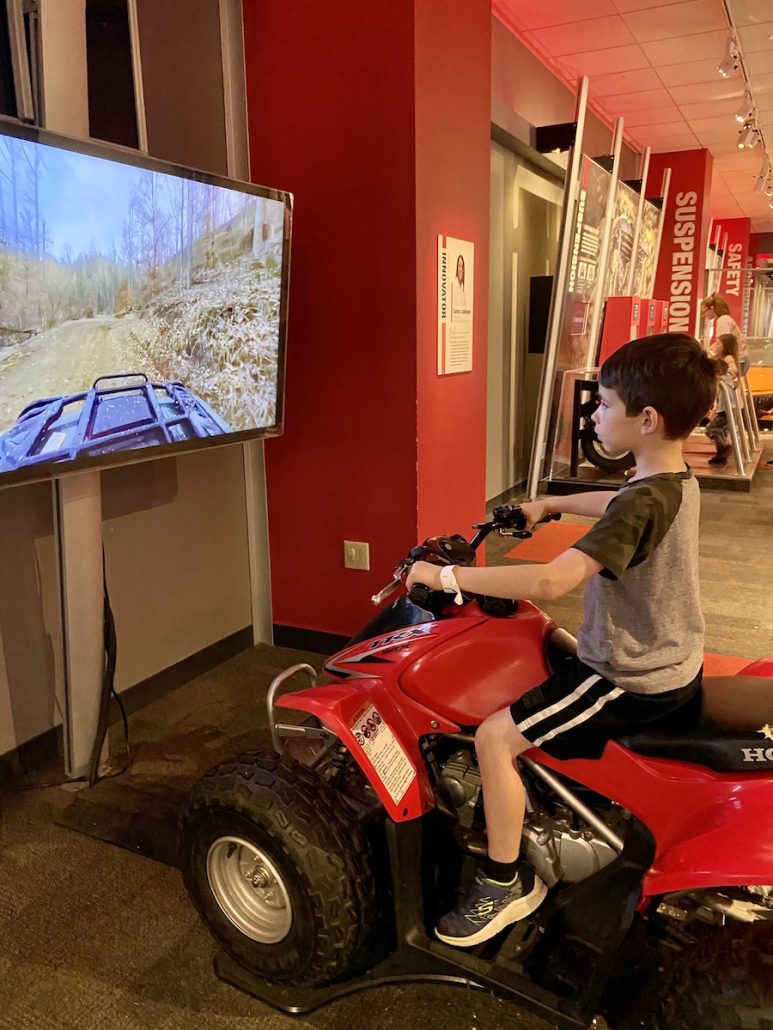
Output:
[
  {"xmin": 634, "ymin": 119, "xmax": 696, "ymax": 136},
  {"xmin": 557, "ymin": 43, "xmax": 650, "ymax": 76},
  {"xmin": 750, "ymin": 73, "xmax": 773, "ymax": 94},
  {"xmin": 530, "ymin": 15, "xmax": 635, "ymax": 55},
  {"xmin": 612, "ymin": 0, "xmax": 686, "ymax": 11},
  {"xmin": 621, "ymin": 0, "xmax": 726, "ymax": 44},
  {"xmin": 711, "ymin": 199, "xmax": 745, "ymax": 217},
  {"xmin": 607, "ymin": 87, "xmax": 673, "ymax": 110},
  {"xmin": 648, "ymin": 138, "xmax": 701, "ymax": 152},
  {"xmin": 656, "ymin": 58, "xmax": 741, "ymax": 87},
  {"xmin": 714, "ymin": 149, "xmax": 761, "ymax": 167},
  {"xmin": 625, "ymin": 104, "xmax": 684, "ymax": 126},
  {"xmin": 496, "ymin": 0, "xmax": 618, "ymax": 31},
  {"xmin": 737, "ymin": 21, "xmax": 773, "ymax": 53},
  {"xmin": 590, "ymin": 67, "xmax": 663, "ymax": 95},
  {"xmin": 705, "ymin": 139, "xmax": 754, "ymax": 154},
  {"xmin": 745, "ymin": 50, "xmax": 773, "ymax": 78},
  {"xmin": 691, "ymin": 117, "xmax": 737, "ymax": 134},
  {"xmin": 729, "ymin": 0, "xmax": 773, "ymax": 28},
  {"xmin": 641, "ymin": 29, "xmax": 729, "ymax": 66},
  {"xmin": 679, "ymin": 96, "xmax": 748, "ymax": 118},
  {"xmin": 667, "ymin": 81, "xmax": 746, "ymax": 104}
]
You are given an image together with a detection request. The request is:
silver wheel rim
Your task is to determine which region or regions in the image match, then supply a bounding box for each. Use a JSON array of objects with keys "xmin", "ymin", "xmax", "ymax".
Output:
[{"xmin": 206, "ymin": 835, "xmax": 292, "ymax": 943}]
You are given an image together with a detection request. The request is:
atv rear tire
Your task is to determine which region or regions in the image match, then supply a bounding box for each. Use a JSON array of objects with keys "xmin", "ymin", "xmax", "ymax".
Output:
[
  {"xmin": 627, "ymin": 922, "xmax": 773, "ymax": 1029},
  {"xmin": 580, "ymin": 434, "xmax": 635, "ymax": 473},
  {"xmin": 180, "ymin": 751, "xmax": 375, "ymax": 986}
]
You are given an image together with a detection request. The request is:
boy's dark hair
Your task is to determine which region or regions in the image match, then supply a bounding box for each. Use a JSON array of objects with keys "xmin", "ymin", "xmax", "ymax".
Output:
[{"xmin": 600, "ymin": 333, "xmax": 720, "ymax": 439}]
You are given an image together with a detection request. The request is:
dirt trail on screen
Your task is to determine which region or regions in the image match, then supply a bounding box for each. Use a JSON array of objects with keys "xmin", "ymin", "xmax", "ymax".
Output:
[{"xmin": 0, "ymin": 315, "xmax": 151, "ymax": 433}]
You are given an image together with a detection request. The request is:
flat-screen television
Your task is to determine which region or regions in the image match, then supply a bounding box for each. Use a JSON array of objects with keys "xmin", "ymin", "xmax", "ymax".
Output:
[{"xmin": 0, "ymin": 117, "xmax": 291, "ymax": 487}]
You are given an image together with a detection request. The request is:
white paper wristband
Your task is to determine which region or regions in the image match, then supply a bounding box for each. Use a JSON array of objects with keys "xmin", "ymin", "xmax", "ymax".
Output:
[{"xmin": 439, "ymin": 564, "xmax": 464, "ymax": 605}]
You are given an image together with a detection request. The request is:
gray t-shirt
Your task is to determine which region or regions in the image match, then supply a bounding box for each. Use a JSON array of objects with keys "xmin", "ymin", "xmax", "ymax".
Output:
[{"xmin": 572, "ymin": 470, "xmax": 704, "ymax": 695}]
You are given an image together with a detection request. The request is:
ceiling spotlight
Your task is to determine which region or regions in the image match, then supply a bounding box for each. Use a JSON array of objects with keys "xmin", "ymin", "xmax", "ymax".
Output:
[
  {"xmin": 737, "ymin": 123, "xmax": 757, "ymax": 148},
  {"xmin": 718, "ymin": 37, "xmax": 740, "ymax": 77},
  {"xmin": 765, "ymin": 178, "xmax": 773, "ymax": 198},
  {"xmin": 735, "ymin": 93, "xmax": 754, "ymax": 124}
]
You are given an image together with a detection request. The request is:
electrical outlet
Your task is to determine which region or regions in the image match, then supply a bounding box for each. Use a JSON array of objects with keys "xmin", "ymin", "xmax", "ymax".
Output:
[{"xmin": 344, "ymin": 540, "xmax": 370, "ymax": 570}]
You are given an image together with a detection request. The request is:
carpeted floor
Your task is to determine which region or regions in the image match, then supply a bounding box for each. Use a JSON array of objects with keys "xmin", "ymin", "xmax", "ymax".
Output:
[{"xmin": 1, "ymin": 446, "xmax": 772, "ymax": 1030}]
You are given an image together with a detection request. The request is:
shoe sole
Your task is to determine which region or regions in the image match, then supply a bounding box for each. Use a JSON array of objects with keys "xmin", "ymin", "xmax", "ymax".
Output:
[{"xmin": 435, "ymin": 876, "xmax": 548, "ymax": 948}]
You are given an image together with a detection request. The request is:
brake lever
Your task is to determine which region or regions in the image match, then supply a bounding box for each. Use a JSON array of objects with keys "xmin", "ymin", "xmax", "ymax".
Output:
[{"xmin": 370, "ymin": 577, "xmax": 403, "ymax": 606}]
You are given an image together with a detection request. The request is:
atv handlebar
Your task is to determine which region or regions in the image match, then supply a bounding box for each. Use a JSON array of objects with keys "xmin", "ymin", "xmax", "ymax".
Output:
[{"xmin": 370, "ymin": 505, "xmax": 561, "ymax": 606}]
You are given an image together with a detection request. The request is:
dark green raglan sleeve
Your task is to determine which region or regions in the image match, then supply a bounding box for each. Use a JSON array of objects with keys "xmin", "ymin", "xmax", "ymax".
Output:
[{"xmin": 571, "ymin": 477, "xmax": 683, "ymax": 579}]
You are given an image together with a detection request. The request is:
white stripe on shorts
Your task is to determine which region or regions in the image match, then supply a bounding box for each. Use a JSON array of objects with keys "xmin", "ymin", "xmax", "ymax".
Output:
[
  {"xmin": 515, "ymin": 672, "xmax": 602, "ymax": 733},
  {"xmin": 531, "ymin": 686, "xmax": 625, "ymax": 748}
]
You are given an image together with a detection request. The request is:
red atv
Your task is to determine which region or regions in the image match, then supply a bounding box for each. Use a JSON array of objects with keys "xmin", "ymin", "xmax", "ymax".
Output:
[{"xmin": 180, "ymin": 506, "xmax": 773, "ymax": 1029}]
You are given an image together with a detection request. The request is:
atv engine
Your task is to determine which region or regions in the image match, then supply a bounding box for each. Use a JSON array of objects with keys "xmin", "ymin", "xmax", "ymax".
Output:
[{"xmin": 436, "ymin": 750, "xmax": 618, "ymax": 888}]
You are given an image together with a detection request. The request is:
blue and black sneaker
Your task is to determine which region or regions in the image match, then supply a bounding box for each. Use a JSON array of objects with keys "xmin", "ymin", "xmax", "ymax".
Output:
[{"xmin": 435, "ymin": 864, "xmax": 547, "ymax": 947}]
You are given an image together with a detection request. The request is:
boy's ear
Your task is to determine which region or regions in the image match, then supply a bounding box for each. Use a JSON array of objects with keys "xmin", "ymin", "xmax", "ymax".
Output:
[{"xmin": 640, "ymin": 405, "xmax": 660, "ymax": 435}]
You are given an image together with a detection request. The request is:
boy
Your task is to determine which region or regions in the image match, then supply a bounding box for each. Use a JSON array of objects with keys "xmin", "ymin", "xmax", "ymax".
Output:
[{"xmin": 407, "ymin": 333, "xmax": 719, "ymax": 947}]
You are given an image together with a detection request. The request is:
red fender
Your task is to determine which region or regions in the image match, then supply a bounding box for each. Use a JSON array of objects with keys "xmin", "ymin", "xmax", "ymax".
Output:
[
  {"xmin": 741, "ymin": 657, "xmax": 773, "ymax": 677},
  {"xmin": 276, "ymin": 679, "xmax": 460, "ymax": 822},
  {"xmin": 644, "ymin": 800, "xmax": 773, "ymax": 895}
]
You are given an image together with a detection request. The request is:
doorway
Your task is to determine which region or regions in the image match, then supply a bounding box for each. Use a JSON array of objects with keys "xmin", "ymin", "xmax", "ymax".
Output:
[{"xmin": 487, "ymin": 142, "xmax": 562, "ymax": 504}]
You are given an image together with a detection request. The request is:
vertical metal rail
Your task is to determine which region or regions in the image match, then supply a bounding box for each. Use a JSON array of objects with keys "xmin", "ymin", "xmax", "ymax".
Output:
[
  {"xmin": 718, "ymin": 378, "xmax": 747, "ymax": 473},
  {"xmin": 585, "ymin": 117, "xmax": 624, "ymax": 368},
  {"xmin": 126, "ymin": 0, "xmax": 149, "ymax": 153},
  {"xmin": 650, "ymin": 167, "xmax": 670, "ymax": 300},
  {"xmin": 526, "ymin": 77, "xmax": 589, "ymax": 499},
  {"xmin": 626, "ymin": 146, "xmax": 650, "ymax": 297},
  {"xmin": 5, "ymin": 0, "xmax": 35, "ymax": 120}
]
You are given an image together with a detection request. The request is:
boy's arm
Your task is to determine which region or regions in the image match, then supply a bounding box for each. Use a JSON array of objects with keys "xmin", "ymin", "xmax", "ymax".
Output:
[
  {"xmin": 522, "ymin": 491, "xmax": 617, "ymax": 525},
  {"xmin": 406, "ymin": 547, "xmax": 602, "ymax": 603}
]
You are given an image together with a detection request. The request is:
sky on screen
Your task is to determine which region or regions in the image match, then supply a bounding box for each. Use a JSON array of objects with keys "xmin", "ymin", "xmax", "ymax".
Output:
[{"xmin": 0, "ymin": 135, "xmax": 246, "ymax": 262}]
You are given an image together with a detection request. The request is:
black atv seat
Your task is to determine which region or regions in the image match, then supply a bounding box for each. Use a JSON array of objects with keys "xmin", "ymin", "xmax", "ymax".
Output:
[
  {"xmin": 543, "ymin": 631, "xmax": 773, "ymax": 772},
  {"xmin": 618, "ymin": 725, "xmax": 773, "ymax": 772}
]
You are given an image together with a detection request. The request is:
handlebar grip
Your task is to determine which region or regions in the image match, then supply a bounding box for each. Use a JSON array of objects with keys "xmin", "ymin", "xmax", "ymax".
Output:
[{"xmin": 408, "ymin": 583, "xmax": 433, "ymax": 608}]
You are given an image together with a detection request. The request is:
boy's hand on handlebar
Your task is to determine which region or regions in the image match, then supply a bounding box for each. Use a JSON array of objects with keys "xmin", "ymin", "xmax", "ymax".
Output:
[
  {"xmin": 519, "ymin": 498, "xmax": 554, "ymax": 530},
  {"xmin": 406, "ymin": 560, "xmax": 442, "ymax": 592}
]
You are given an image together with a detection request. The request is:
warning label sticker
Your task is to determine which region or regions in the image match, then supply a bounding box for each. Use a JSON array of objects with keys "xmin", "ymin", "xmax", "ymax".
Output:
[{"xmin": 351, "ymin": 704, "xmax": 416, "ymax": 805}]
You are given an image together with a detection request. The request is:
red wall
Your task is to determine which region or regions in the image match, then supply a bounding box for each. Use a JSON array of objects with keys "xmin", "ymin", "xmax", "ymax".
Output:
[
  {"xmin": 242, "ymin": 1, "xmax": 491, "ymax": 635},
  {"xmin": 414, "ymin": 2, "xmax": 491, "ymax": 541}
]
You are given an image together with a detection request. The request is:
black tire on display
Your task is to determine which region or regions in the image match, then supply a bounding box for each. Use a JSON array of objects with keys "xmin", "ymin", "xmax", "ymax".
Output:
[
  {"xmin": 180, "ymin": 751, "xmax": 375, "ymax": 986},
  {"xmin": 625, "ymin": 923, "xmax": 773, "ymax": 1030},
  {"xmin": 580, "ymin": 433, "xmax": 635, "ymax": 473}
]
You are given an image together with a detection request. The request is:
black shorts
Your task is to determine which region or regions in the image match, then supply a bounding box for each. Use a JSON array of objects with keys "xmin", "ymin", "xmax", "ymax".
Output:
[{"xmin": 510, "ymin": 654, "xmax": 702, "ymax": 761}]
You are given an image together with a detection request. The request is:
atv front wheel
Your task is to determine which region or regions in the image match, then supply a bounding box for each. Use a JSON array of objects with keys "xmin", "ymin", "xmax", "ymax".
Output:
[
  {"xmin": 180, "ymin": 751, "xmax": 375, "ymax": 986},
  {"xmin": 629, "ymin": 922, "xmax": 773, "ymax": 1029}
]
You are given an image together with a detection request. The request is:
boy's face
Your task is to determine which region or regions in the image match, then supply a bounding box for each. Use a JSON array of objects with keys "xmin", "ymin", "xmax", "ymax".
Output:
[{"xmin": 592, "ymin": 385, "xmax": 645, "ymax": 454}]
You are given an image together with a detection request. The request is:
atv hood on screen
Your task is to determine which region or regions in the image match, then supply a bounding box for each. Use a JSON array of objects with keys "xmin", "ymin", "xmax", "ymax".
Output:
[{"xmin": 0, "ymin": 124, "xmax": 289, "ymax": 481}]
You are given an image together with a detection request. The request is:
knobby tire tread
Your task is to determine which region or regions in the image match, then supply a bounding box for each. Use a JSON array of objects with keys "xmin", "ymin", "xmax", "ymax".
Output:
[{"xmin": 181, "ymin": 750, "xmax": 375, "ymax": 986}]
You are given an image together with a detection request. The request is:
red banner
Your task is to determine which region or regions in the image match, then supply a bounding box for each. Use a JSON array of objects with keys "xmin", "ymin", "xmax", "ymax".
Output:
[
  {"xmin": 715, "ymin": 217, "xmax": 750, "ymax": 325},
  {"xmin": 647, "ymin": 149, "xmax": 713, "ymax": 336}
]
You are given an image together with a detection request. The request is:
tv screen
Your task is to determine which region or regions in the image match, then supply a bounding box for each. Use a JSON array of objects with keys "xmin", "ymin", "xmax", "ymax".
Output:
[{"xmin": 0, "ymin": 117, "xmax": 291, "ymax": 487}]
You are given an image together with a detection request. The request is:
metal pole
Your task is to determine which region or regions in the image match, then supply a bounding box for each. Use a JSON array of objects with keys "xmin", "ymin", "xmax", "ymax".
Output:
[
  {"xmin": 585, "ymin": 117, "xmax": 624, "ymax": 369},
  {"xmin": 126, "ymin": 0, "xmax": 149, "ymax": 153},
  {"xmin": 5, "ymin": 0, "xmax": 35, "ymax": 121},
  {"xmin": 526, "ymin": 77, "xmax": 589, "ymax": 499},
  {"xmin": 54, "ymin": 472, "xmax": 105, "ymax": 779},
  {"xmin": 720, "ymin": 379, "xmax": 746, "ymax": 473},
  {"xmin": 625, "ymin": 146, "xmax": 650, "ymax": 297},
  {"xmin": 650, "ymin": 167, "xmax": 670, "ymax": 300}
]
